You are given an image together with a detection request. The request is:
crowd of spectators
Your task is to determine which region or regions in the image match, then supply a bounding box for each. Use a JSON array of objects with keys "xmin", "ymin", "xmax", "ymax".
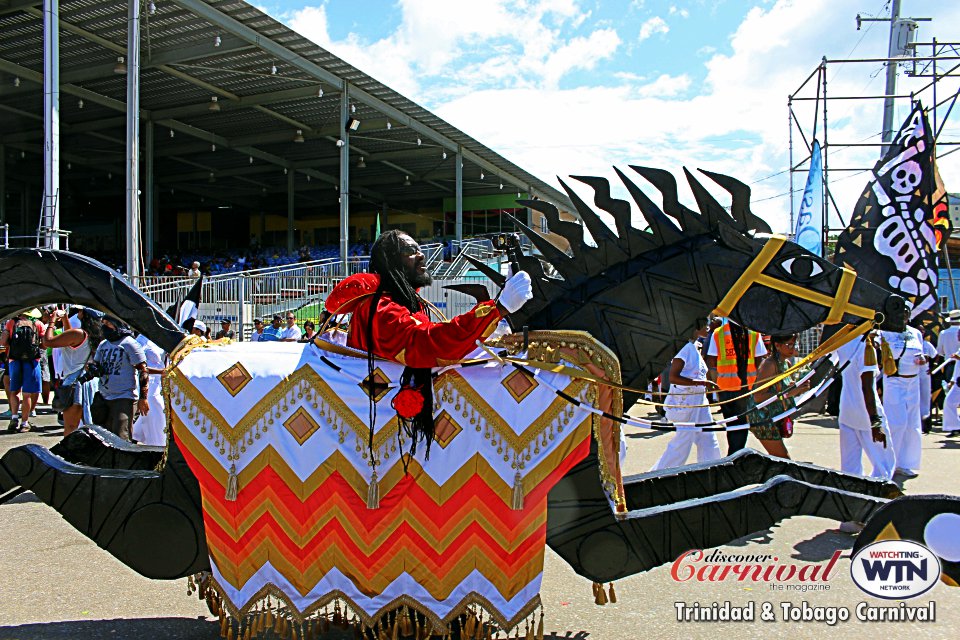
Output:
[{"xmin": 87, "ymin": 236, "xmax": 458, "ymax": 277}]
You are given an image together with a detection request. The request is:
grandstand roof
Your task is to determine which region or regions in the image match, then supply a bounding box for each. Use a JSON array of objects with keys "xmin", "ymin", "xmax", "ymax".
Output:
[{"xmin": 0, "ymin": 0, "xmax": 574, "ymax": 221}]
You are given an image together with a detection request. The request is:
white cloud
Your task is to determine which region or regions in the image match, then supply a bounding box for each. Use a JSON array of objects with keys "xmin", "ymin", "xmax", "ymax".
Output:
[
  {"xmin": 669, "ymin": 6, "xmax": 690, "ymax": 18},
  {"xmin": 284, "ymin": 0, "xmax": 960, "ymax": 234},
  {"xmin": 287, "ymin": 1, "xmax": 619, "ymax": 97},
  {"xmin": 638, "ymin": 16, "xmax": 669, "ymax": 41},
  {"xmin": 634, "ymin": 73, "xmax": 691, "ymax": 98}
]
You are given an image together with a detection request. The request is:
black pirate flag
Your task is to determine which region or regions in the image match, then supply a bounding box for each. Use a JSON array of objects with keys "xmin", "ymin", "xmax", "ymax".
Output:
[{"xmin": 834, "ymin": 103, "xmax": 950, "ymax": 336}]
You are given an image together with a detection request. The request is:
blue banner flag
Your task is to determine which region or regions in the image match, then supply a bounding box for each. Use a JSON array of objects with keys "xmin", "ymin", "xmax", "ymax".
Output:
[{"xmin": 794, "ymin": 140, "xmax": 823, "ymax": 256}]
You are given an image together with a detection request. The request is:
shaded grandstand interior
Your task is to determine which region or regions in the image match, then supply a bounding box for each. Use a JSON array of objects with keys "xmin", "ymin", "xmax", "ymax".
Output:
[{"xmin": 0, "ymin": 0, "xmax": 573, "ymax": 260}]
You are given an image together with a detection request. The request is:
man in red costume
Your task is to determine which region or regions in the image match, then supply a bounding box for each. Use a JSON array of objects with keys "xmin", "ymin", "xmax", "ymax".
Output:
[{"xmin": 325, "ymin": 230, "xmax": 533, "ymax": 367}]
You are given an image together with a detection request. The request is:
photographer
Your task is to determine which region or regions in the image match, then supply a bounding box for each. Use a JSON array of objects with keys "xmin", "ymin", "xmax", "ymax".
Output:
[
  {"xmin": 42, "ymin": 308, "xmax": 104, "ymax": 436},
  {"xmin": 89, "ymin": 316, "xmax": 149, "ymax": 441}
]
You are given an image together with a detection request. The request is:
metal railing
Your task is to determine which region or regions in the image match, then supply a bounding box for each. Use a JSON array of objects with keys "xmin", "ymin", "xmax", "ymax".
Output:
[
  {"xmin": 435, "ymin": 238, "xmax": 500, "ymax": 279},
  {"xmin": 134, "ymin": 243, "xmax": 449, "ymax": 337}
]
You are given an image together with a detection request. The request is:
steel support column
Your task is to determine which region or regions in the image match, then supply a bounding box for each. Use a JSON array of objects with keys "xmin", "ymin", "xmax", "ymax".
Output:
[
  {"xmin": 145, "ymin": 120, "xmax": 154, "ymax": 261},
  {"xmin": 455, "ymin": 146, "xmax": 463, "ymax": 242},
  {"xmin": 42, "ymin": 0, "xmax": 60, "ymax": 249},
  {"xmin": 125, "ymin": 0, "xmax": 142, "ymax": 278},
  {"xmin": 0, "ymin": 143, "xmax": 5, "ymax": 226},
  {"xmin": 287, "ymin": 169, "xmax": 294, "ymax": 253},
  {"xmin": 339, "ymin": 85, "xmax": 350, "ymax": 271}
]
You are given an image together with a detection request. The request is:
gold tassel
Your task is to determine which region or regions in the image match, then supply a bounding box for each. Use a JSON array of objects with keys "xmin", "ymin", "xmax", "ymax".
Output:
[
  {"xmin": 400, "ymin": 607, "xmax": 413, "ymax": 637},
  {"xmin": 881, "ymin": 338, "xmax": 897, "ymax": 376},
  {"xmin": 608, "ymin": 582, "xmax": 617, "ymax": 603},
  {"xmin": 220, "ymin": 616, "xmax": 229, "ymax": 638},
  {"xmin": 290, "ymin": 624, "xmax": 298, "ymax": 640},
  {"xmin": 464, "ymin": 614, "xmax": 476, "ymax": 639},
  {"xmin": 525, "ymin": 619, "xmax": 534, "ymax": 640},
  {"xmin": 511, "ymin": 471, "xmax": 524, "ymax": 510},
  {"xmin": 227, "ymin": 623, "xmax": 235, "ymax": 640},
  {"xmin": 225, "ymin": 463, "xmax": 239, "ymax": 501},
  {"xmin": 593, "ymin": 581, "xmax": 608, "ymax": 605},
  {"xmin": 367, "ymin": 469, "xmax": 380, "ymax": 509},
  {"xmin": 535, "ymin": 611, "xmax": 544, "ymax": 640},
  {"xmin": 391, "ymin": 612, "xmax": 400, "ymax": 640},
  {"xmin": 265, "ymin": 609, "xmax": 274, "ymax": 629}
]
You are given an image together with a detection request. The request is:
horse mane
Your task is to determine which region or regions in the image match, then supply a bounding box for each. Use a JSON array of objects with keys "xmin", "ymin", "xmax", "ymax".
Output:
[{"xmin": 510, "ymin": 165, "xmax": 772, "ymax": 319}]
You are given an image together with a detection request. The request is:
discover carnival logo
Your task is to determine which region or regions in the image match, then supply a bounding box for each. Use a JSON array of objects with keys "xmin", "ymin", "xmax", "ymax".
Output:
[{"xmin": 850, "ymin": 540, "xmax": 941, "ymax": 599}]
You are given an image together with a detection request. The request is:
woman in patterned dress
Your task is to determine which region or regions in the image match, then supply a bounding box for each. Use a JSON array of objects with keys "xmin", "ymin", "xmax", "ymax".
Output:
[{"xmin": 748, "ymin": 334, "xmax": 810, "ymax": 459}]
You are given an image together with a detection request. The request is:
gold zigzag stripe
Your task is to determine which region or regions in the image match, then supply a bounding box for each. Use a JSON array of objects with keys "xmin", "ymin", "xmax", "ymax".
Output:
[
  {"xmin": 170, "ymin": 358, "xmax": 589, "ymax": 454},
  {"xmin": 442, "ymin": 371, "xmax": 588, "ymax": 453},
  {"xmin": 207, "ymin": 530, "xmax": 546, "ymax": 600},
  {"xmin": 169, "ymin": 362, "xmax": 400, "ymax": 448},
  {"xmin": 200, "ymin": 482, "xmax": 548, "ymax": 555},
  {"xmin": 175, "ymin": 414, "xmax": 591, "ymax": 514}
]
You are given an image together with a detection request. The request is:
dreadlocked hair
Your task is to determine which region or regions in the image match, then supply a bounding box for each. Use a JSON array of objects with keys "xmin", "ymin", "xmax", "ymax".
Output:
[
  {"xmin": 370, "ymin": 230, "xmax": 423, "ymax": 314},
  {"xmin": 363, "ymin": 231, "xmax": 435, "ymax": 477}
]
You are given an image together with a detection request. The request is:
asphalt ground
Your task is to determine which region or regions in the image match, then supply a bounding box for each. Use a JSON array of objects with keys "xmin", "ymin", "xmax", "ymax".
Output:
[{"xmin": 0, "ymin": 399, "xmax": 957, "ymax": 640}]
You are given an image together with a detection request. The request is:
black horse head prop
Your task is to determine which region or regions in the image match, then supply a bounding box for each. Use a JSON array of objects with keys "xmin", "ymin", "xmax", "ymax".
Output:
[
  {"xmin": 0, "ymin": 249, "xmax": 186, "ymax": 352},
  {"xmin": 494, "ymin": 165, "xmax": 904, "ymax": 396}
]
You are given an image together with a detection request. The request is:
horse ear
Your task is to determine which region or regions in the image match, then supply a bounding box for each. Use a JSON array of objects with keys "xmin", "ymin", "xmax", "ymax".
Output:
[{"xmin": 716, "ymin": 222, "xmax": 756, "ymax": 254}]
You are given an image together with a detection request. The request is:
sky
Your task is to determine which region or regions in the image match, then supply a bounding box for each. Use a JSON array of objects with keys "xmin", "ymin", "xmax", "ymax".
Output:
[{"xmin": 254, "ymin": 0, "xmax": 960, "ymax": 234}]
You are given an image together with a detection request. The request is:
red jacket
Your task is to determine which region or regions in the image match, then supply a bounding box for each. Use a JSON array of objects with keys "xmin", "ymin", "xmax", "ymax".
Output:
[{"xmin": 327, "ymin": 274, "xmax": 502, "ymax": 368}]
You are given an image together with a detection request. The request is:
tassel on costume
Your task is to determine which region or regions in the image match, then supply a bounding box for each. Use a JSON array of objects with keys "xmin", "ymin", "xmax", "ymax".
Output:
[
  {"xmin": 367, "ymin": 470, "xmax": 380, "ymax": 509},
  {"xmin": 608, "ymin": 582, "xmax": 617, "ymax": 603},
  {"xmin": 593, "ymin": 581, "xmax": 608, "ymax": 605},
  {"xmin": 225, "ymin": 463, "xmax": 239, "ymax": 501},
  {"xmin": 536, "ymin": 611, "xmax": 544, "ymax": 640},
  {"xmin": 880, "ymin": 338, "xmax": 897, "ymax": 376},
  {"xmin": 511, "ymin": 471, "xmax": 524, "ymax": 511}
]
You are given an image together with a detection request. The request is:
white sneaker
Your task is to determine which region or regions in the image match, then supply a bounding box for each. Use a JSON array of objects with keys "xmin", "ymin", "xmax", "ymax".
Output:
[
  {"xmin": 839, "ymin": 521, "xmax": 864, "ymax": 534},
  {"xmin": 29, "ymin": 409, "xmax": 36, "ymax": 418}
]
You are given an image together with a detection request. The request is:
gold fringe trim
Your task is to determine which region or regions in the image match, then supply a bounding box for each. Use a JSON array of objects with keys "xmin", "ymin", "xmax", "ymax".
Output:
[{"xmin": 192, "ymin": 573, "xmax": 543, "ymax": 638}]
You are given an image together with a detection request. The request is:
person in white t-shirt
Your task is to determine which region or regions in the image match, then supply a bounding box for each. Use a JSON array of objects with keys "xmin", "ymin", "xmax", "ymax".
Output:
[
  {"xmin": 279, "ymin": 312, "xmax": 302, "ymax": 342},
  {"xmin": 936, "ymin": 310, "xmax": 960, "ymax": 372},
  {"xmin": 651, "ymin": 319, "xmax": 722, "ymax": 471},
  {"xmin": 941, "ymin": 347, "xmax": 960, "ymax": 436},
  {"xmin": 832, "ymin": 334, "xmax": 894, "ymax": 480}
]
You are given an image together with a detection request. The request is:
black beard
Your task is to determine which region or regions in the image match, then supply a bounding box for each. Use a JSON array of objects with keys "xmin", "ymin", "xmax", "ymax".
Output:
[{"xmin": 405, "ymin": 265, "xmax": 432, "ymax": 288}]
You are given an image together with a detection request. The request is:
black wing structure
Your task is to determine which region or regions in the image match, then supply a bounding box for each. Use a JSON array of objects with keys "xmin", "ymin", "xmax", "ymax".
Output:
[
  {"xmin": 0, "ymin": 425, "xmax": 208, "ymax": 579},
  {"xmin": 0, "ymin": 249, "xmax": 186, "ymax": 352},
  {"xmin": 546, "ymin": 445, "xmax": 900, "ymax": 581}
]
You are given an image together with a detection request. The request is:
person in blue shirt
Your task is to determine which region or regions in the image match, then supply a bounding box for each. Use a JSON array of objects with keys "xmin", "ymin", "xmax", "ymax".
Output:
[{"xmin": 260, "ymin": 315, "xmax": 283, "ymax": 342}]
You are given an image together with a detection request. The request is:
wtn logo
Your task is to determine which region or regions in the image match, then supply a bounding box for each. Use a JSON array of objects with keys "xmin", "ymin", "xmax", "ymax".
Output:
[
  {"xmin": 851, "ymin": 541, "xmax": 940, "ymax": 599},
  {"xmin": 861, "ymin": 559, "xmax": 927, "ymax": 583}
]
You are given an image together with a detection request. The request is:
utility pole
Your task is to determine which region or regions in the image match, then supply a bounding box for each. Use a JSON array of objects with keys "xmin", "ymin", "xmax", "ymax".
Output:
[
  {"xmin": 857, "ymin": 0, "xmax": 905, "ymax": 157},
  {"xmin": 881, "ymin": 0, "xmax": 902, "ymax": 156}
]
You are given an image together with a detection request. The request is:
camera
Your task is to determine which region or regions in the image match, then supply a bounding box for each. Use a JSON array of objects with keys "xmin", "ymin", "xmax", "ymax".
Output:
[
  {"xmin": 77, "ymin": 361, "xmax": 105, "ymax": 384},
  {"xmin": 491, "ymin": 232, "xmax": 521, "ymax": 251}
]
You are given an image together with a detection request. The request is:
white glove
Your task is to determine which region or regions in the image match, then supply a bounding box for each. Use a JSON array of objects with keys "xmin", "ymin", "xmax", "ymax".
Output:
[{"xmin": 499, "ymin": 271, "xmax": 533, "ymax": 314}]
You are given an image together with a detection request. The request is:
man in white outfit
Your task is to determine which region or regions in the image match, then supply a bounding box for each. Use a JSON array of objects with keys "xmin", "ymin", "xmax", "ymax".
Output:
[
  {"xmin": 936, "ymin": 310, "xmax": 960, "ymax": 364},
  {"xmin": 880, "ymin": 304, "xmax": 927, "ymax": 478},
  {"xmin": 833, "ymin": 334, "xmax": 895, "ymax": 480},
  {"xmin": 651, "ymin": 319, "xmax": 723, "ymax": 471},
  {"xmin": 941, "ymin": 349, "xmax": 960, "ymax": 436},
  {"xmin": 938, "ymin": 311, "xmax": 960, "ymax": 434},
  {"xmin": 132, "ymin": 334, "xmax": 167, "ymax": 445}
]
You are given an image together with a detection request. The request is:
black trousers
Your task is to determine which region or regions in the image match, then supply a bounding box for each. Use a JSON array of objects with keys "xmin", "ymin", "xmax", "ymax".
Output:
[{"xmin": 718, "ymin": 390, "xmax": 750, "ymax": 454}]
